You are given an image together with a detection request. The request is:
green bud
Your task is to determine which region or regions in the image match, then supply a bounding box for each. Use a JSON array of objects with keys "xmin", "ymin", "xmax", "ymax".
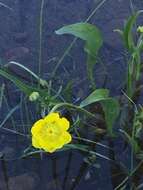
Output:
[
  {"xmin": 29, "ymin": 92, "xmax": 40, "ymax": 101},
  {"xmin": 137, "ymin": 26, "xmax": 143, "ymax": 33}
]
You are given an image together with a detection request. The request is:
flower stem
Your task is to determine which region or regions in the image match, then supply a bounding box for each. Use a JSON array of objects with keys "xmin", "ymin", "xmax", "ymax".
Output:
[{"xmin": 50, "ymin": 102, "xmax": 102, "ymax": 121}]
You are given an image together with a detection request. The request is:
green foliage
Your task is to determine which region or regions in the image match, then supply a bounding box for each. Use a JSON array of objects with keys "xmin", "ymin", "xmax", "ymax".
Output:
[
  {"xmin": 55, "ymin": 22, "xmax": 103, "ymax": 87},
  {"xmin": 1, "ymin": 9, "xmax": 143, "ymax": 189},
  {"xmin": 101, "ymin": 98, "xmax": 120, "ymax": 136},
  {"xmin": 0, "ymin": 68, "xmax": 36, "ymax": 95},
  {"xmin": 80, "ymin": 89, "xmax": 120, "ymax": 135},
  {"xmin": 0, "ymin": 68, "xmax": 55, "ymax": 106},
  {"xmin": 120, "ymin": 129, "xmax": 140, "ymax": 154},
  {"xmin": 116, "ymin": 10, "xmax": 143, "ymax": 98},
  {"xmin": 80, "ymin": 89, "xmax": 109, "ymax": 107},
  {"xmin": 123, "ymin": 12, "xmax": 138, "ymax": 52}
]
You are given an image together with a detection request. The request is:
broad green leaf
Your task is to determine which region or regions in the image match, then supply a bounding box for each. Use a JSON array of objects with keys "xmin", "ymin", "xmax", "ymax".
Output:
[
  {"xmin": 101, "ymin": 98, "xmax": 120, "ymax": 135},
  {"xmin": 55, "ymin": 23, "xmax": 102, "ymax": 56},
  {"xmin": 80, "ymin": 89, "xmax": 109, "ymax": 108},
  {"xmin": 55, "ymin": 22, "xmax": 103, "ymax": 84},
  {"xmin": 80, "ymin": 89, "xmax": 120, "ymax": 135}
]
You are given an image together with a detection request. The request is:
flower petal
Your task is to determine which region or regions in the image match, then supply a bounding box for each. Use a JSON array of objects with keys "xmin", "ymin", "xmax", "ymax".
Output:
[
  {"xmin": 61, "ymin": 132, "xmax": 72, "ymax": 144},
  {"xmin": 31, "ymin": 119, "xmax": 45, "ymax": 135},
  {"xmin": 59, "ymin": 117, "xmax": 70, "ymax": 131},
  {"xmin": 44, "ymin": 112, "xmax": 60, "ymax": 123},
  {"xmin": 32, "ymin": 136, "xmax": 41, "ymax": 148},
  {"xmin": 31, "ymin": 112, "xmax": 72, "ymax": 153}
]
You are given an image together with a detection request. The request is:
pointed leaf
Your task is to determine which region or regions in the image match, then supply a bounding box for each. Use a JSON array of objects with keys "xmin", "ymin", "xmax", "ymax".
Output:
[
  {"xmin": 80, "ymin": 89, "xmax": 120, "ymax": 135},
  {"xmin": 101, "ymin": 98, "xmax": 120, "ymax": 135},
  {"xmin": 56, "ymin": 22, "xmax": 103, "ymax": 84},
  {"xmin": 80, "ymin": 89, "xmax": 109, "ymax": 108},
  {"xmin": 56, "ymin": 22, "xmax": 102, "ymax": 56}
]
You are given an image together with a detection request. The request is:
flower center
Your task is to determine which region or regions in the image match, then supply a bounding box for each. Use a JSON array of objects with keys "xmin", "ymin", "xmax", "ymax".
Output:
[{"xmin": 49, "ymin": 129, "xmax": 53, "ymax": 134}]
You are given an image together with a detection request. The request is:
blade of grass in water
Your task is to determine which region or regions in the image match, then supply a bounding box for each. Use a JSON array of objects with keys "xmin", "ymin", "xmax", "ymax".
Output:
[
  {"xmin": 0, "ymin": 103, "xmax": 20, "ymax": 128},
  {"xmin": 2, "ymin": 95, "xmax": 19, "ymax": 131},
  {"xmin": 73, "ymin": 136, "xmax": 113, "ymax": 150},
  {"xmin": 38, "ymin": 0, "xmax": 45, "ymax": 84},
  {"xmin": 0, "ymin": 83, "xmax": 5, "ymax": 108},
  {"xmin": 0, "ymin": 2, "xmax": 13, "ymax": 11},
  {"xmin": 8, "ymin": 61, "xmax": 44, "ymax": 82},
  {"xmin": 24, "ymin": 100, "xmax": 32, "ymax": 134},
  {"xmin": 20, "ymin": 94, "xmax": 26, "ymax": 134}
]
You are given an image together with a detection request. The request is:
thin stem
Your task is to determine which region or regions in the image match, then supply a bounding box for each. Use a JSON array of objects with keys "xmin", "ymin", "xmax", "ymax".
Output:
[
  {"xmin": 85, "ymin": 0, "xmax": 107, "ymax": 22},
  {"xmin": 114, "ymin": 176, "xmax": 128, "ymax": 190},
  {"xmin": 50, "ymin": 102, "xmax": 102, "ymax": 121},
  {"xmin": 130, "ymin": 114, "xmax": 137, "ymax": 172},
  {"xmin": 130, "ymin": 160, "xmax": 143, "ymax": 176},
  {"xmin": 38, "ymin": 0, "xmax": 45, "ymax": 82},
  {"xmin": 52, "ymin": 38, "xmax": 77, "ymax": 76},
  {"xmin": 114, "ymin": 160, "xmax": 143, "ymax": 190},
  {"xmin": 73, "ymin": 136, "xmax": 112, "ymax": 150}
]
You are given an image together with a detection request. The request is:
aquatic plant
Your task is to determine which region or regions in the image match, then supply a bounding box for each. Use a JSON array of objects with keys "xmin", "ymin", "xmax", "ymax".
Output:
[{"xmin": 1, "ymin": 1, "xmax": 143, "ymax": 189}]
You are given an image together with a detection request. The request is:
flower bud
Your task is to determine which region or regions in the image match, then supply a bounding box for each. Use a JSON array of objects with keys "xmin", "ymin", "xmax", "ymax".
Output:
[
  {"xmin": 29, "ymin": 92, "xmax": 40, "ymax": 101},
  {"xmin": 137, "ymin": 26, "xmax": 143, "ymax": 33}
]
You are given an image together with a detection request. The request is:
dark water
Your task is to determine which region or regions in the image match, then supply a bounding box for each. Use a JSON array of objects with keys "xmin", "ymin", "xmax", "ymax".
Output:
[{"xmin": 0, "ymin": 0, "xmax": 143, "ymax": 189}]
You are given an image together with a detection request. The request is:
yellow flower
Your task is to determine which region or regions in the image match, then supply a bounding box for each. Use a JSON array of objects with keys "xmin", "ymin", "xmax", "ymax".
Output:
[{"xmin": 31, "ymin": 112, "xmax": 72, "ymax": 153}]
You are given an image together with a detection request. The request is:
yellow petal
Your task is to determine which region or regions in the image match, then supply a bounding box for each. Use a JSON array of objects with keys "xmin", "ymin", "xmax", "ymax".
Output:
[
  {"xmin": 59, "ymin": 117, "xmax": 70, "ymax": 131},
  {"xmin": 61, "ymin": 132, "xmax": 72, "ymax": 144},
  {"xmin": 43, "ymin": 144, "xmax": 56, "ymax": 153},
  {"xmin": 31, "ymin": 112, "xmax": 72, "ymax": 153},
  {"xmin": 44, "ymin": 112, "xmax": 60, "ymax": 123},
  {"xmin": 32, "ymin": 136, "xmax": 41, "ymax": 149},
  {"xmin": 31, "ymin": 119, "xmax": 45, "ymax": 135}
]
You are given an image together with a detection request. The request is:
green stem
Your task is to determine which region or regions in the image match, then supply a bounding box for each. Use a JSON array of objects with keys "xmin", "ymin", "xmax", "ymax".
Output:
[
  {"xmin": 130, "ymin": 111, "xmax": 138, "ymax": 172},
  {"xmin": 38, "ymin": 0, "xmax": 45, "ymax": 82},
  {"xmin": 50, "ymin": 102, "xmax": 102, "ymax": 121},
  {"xmin": 114, "ymin": 176, "xmax": 128, "ymax": 190}
]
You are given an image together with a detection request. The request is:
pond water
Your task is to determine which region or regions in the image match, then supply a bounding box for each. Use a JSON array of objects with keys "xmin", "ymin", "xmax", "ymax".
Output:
[{"xmin": 0, "ymin": 0, "xmax": 143, "ymax": 190}]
